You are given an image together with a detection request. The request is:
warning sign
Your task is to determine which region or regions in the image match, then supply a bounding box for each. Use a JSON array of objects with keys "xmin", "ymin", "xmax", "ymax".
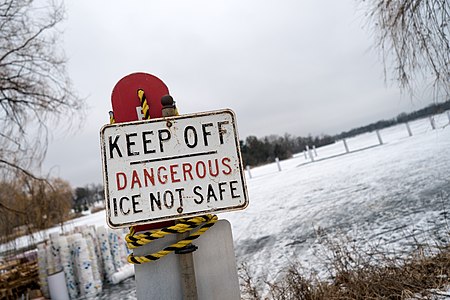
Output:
[{"xmin": 100, "ymin": 109, "xmax": 248, "ymax": 228}]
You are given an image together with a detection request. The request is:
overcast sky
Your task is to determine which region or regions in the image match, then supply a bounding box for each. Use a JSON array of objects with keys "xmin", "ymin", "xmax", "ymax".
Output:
[{"xmin": 42, "ymin": 0, "xmax": 434, "ymax": 188}]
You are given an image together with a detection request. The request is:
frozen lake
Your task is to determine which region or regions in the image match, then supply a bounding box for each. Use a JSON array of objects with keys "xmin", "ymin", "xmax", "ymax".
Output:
[
  {"xmin": 2, "ymin": 113, "xmax": 449, "ymax": 298},
  {"xmin": 116, "ymin": 112, "xmax": 449, "ymax": 296},
  {"xmin": 224, "ymin": 113, "xmax": 450, "ymax": 283}
]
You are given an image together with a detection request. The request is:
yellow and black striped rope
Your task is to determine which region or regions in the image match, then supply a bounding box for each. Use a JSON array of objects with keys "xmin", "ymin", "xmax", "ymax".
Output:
[
  {"xmin": 127, "ymin": 214, "xmax": 218, "ymax": 264},
  {"xmin": 125, "ymin": 215, "xmax": 216, "ymax": 249},
  {"xmin": 137, "ymin": 89, "xmax": 150, "ymax": 120},
  {"xmin": 109, "ymin": 111, "xmax": 115, "ymax": 124}
]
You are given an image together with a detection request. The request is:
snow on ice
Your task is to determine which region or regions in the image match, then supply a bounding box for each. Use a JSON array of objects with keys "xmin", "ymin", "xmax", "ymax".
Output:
[
  {"xmin": 1, "ymin": 112, "xmax": 449, "ymax": 297},
  {"xmin": 223, "ymin": 112, "xmax": 450, "ymax": 283}
]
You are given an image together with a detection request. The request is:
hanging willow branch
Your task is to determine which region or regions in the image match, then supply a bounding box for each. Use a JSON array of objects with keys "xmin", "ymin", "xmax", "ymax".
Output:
[{"xmin": 363, "ymin": 0, "xmax": 450, "ymax": 99}]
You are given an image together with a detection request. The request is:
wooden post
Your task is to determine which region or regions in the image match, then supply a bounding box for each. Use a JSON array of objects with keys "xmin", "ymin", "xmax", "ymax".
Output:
[
  {"xmin": 162, "ymin": 95, "xmax": 199, "ymax": 300},
  {"xmin": 178, "ymin": 232, "xmax": 198, "ymax": 300}
]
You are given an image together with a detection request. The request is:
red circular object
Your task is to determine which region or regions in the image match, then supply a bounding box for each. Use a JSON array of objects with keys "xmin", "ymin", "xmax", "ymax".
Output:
[
  {"xmin": 111, "ymin": 73, "xmax": 169, "ymax": 123},
  {"xmin": 111, "ymin": 73, "xmax": 174, "ymax": 231}
]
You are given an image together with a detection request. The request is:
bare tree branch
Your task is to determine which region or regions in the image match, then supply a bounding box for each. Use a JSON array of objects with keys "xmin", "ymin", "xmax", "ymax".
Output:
[
  {"xmin": 0, "ymin": 0, "xmax": 84, "ymax": 176},
  {"xmin": 0, "ymin": 0, "xmax": 85, "ymax": 219},
  {"xmin": 362, "ymin": 0, "xmax": 450, "ymax": 100},
  {"xmin": 0, "ymin": 199, "xmax": 26, "ymax": 215},
  {"xmin": 0, "ymin": 158, "xmax": 46, "ymax": 182}
]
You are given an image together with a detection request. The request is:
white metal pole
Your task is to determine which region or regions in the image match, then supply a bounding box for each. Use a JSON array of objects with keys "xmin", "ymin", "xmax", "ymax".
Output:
[
  {"xmin": 376, "ymin": 130, "xmax": 383, "ymax": 145},
  {"xmin": 275, "ymin": 157, "xmax": 281, "ymax": 172},
  {"xmin": 343, "ymin": 139, "xmax": 349, "ymax": 153},
  {"xmin": 405, "ymin": 122, "xmax": 413, "ymax": 137},
  {"xmin": 246, "ymin": 165, "xmax": 252, "ymax": 179},
  {"xmin": 313, "ymin": 145, "xmax": 318, "ymax": 157},
  {"xmin": 429, "ymin": 116, "xmax": 436, "ymax": 130},
  {"xmin": 306, "ymin": 145, "xmax": 314, "ymax": 162},
  {"xmin": 303, "ymin": 150, "xmax": 307, "ymax": 160}
]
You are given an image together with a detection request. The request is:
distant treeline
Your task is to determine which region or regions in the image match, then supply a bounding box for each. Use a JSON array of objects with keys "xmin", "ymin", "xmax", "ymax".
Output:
[
  {"xmin": 241, "ymin": 100, "xmax": 450, "ymax": 167},
  {"xmin": 336, "ymin": 100, "xmax": 450, "ymax": 139},
  {"xmin": 240, "ymin": 134, "xmax": 334, "ymax": 166}
]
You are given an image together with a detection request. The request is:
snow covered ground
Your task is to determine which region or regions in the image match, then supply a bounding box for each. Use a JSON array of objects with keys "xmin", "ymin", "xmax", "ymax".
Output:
[
  {"xmin": 2, "ymin": 112, "xmax": 449, "ymax": 298},
  {"xmin": 223, "ymin": 112, "xmax": 450, "ymax": 284}
]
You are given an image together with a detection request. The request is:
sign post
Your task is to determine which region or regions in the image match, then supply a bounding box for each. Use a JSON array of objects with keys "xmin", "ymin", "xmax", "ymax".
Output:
[{"xmin": 101, "ymin": 73, "xmax": 248, "ymax": 299}]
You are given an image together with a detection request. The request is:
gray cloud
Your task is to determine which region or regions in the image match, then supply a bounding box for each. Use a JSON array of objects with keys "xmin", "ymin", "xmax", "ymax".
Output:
[{"xmin": 42, "ymin": 0, "xmax": 434, "ymax": 187}]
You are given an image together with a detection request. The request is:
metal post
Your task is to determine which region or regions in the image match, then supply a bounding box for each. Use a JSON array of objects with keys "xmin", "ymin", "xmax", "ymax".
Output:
[
  {"xmin": 303, "ymin": 150, "xmax": 307, "ymax": 160},
  {"xmin": 306, "ymin": 145, "xmax": 314, "ymax": 162},
  {"xmin": 429, "ymin": 116, "xmax": 436, "ymax": 130},
  {"xmin": 275, "ymin": 157, "xmax": 281, "ymax": 172},
  {"xmin": 246, "ymin": 165, "xmax": 252, "ymax": 179},
  {"xmin": 343, "ymin": 139, "xmax": 349, "ymax": 153},
  {"xmin": 376, "ymin": 130, "xmax": 383, "ymax": 145},
  {"xmin": 312, "ymin": 145, "xmax": 318, "ymax": 157},
  {"xmin": 405, "ymin": 122, "xmax": 413, "ymax": 137}
]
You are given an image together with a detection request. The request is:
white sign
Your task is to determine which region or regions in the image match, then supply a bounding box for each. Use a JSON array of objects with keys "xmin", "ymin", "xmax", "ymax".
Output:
[{"xmin": 100, "ymin": 109, "xmax": 248, "ymax": 228}]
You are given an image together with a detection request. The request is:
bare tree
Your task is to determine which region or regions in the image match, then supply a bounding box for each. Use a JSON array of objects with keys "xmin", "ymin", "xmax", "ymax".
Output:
[
  {"xmin": 362, "ymin": 0, "xmax": 450, "ymax": 99},
  {"xmin": 0, "ymin": 175, "xmax": 73, "ymax": 245},
  {"xmin": 0, "ymin": 0, "xmax": 84, "ymax": 184}
]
